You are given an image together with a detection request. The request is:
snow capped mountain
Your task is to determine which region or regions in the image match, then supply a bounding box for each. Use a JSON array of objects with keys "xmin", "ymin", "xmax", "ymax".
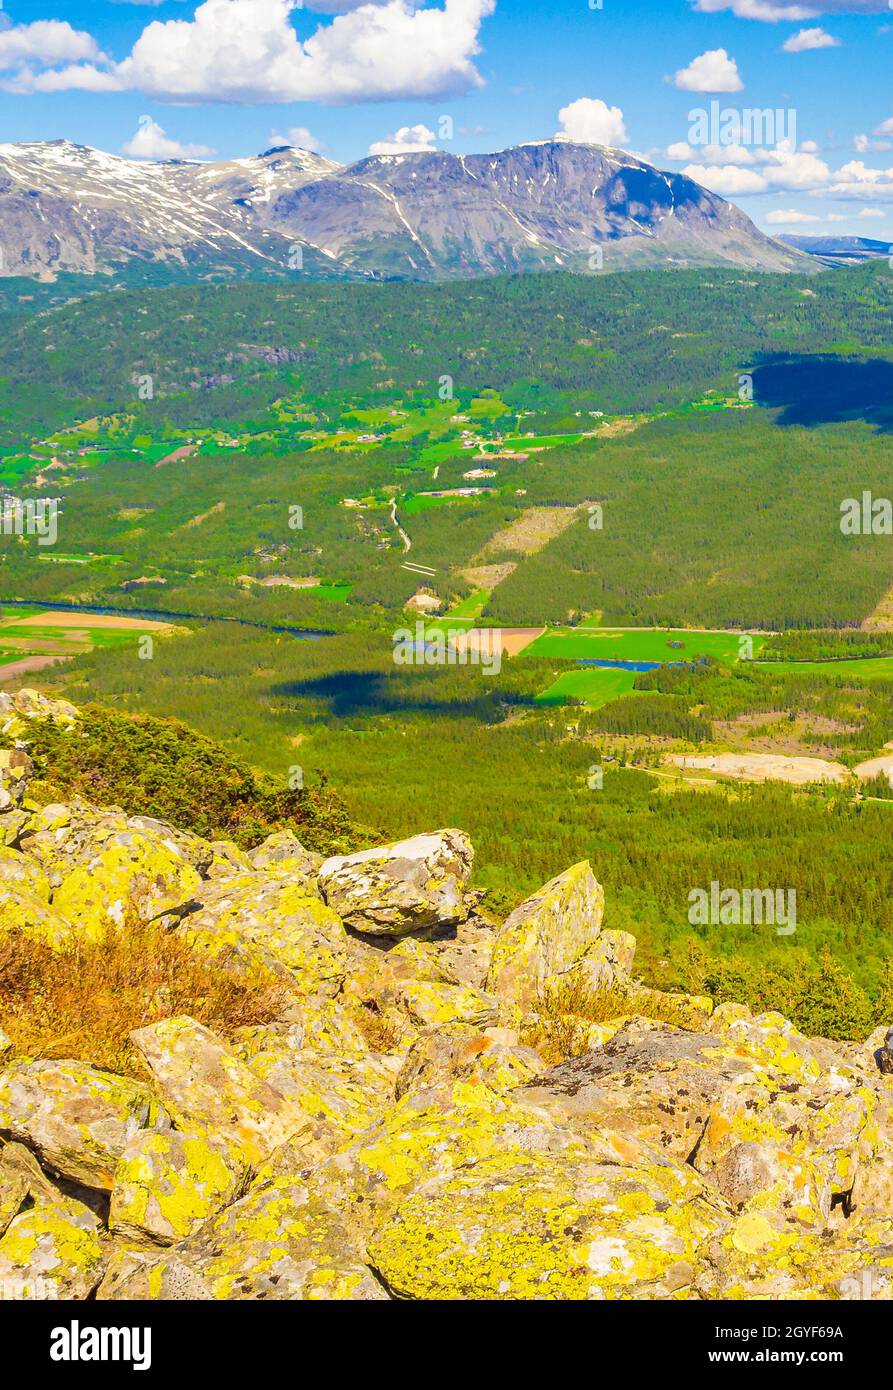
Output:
[{"xmin": 0, "ymin": 138, "xmax": 806, "ymax": 282}]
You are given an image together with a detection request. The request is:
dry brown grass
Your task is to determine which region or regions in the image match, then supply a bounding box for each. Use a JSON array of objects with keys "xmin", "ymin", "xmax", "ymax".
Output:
[
  {"xmin": 352, "ymin": 1000, "xmax": 404, "ymax": 1053},
  {"xmin": 520, "ymin": 974, "xmax": 697, "ymax": 1066},
  {"xmin": 0, "ymin": 920, "xmax": 286, "ymax": 1077}
]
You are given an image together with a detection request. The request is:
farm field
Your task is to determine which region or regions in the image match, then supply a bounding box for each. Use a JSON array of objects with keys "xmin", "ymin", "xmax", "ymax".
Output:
[
  {"xmin": 535, "ymin": 666, "xmax": 640, "ymax": 709},
  {"xmin": 526, "ymin": 626, "xmax": 762, "ymax": 664},
  {"xmin": 754, "ymin": 655, "xmax": 893, "ymax": 680},
  {"xmin": 0, "ymin": 608, "xmax": 176, "ymax": 683}
]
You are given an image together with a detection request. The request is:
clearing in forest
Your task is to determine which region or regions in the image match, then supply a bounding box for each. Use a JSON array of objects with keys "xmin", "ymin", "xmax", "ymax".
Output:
[{"xmin": 476, "ymin": 503, "xmax": 588, "ymax": 561}]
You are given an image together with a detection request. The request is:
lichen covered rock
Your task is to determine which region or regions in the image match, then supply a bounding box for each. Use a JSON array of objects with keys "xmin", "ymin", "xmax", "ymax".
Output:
[
  {"xmin": 0, "ymin": 885, "xmax": 75, "ymax": 949},
  {"xmin": 369, "ymin": 1149, "xmax": 726, "ymax": 1299},
  {"xmin": 0, "ymin": 1058, "xmax": 169, "ymax": 1190},
  {"xmin": 180, "ymin": 875, "xmax": 347, "ymax": 996},
  {"xmin": 110, "ymin": 1128, "xmax": 247, "ymax": 1245},
  {"xmin": 129, "ymin": 1016, "xmax": 308, "ymax": 1167},
  {"xmin": 486, "ymin": 861, "xmax": 605, "ymax": 1010},
  {"xmin": 319, "ymin": 829, "xmax": 473, "ymax": 937},
  {"xmin": 19, "ymin": 807, "xmax": 203, "ymax": 939},
  {"xmin": 0, "ymin": 1195, "xmax": 105, "ymax": 1299},
  {"xmin": 100, "ymin": 1182, "xmax": 388, "ymax": 1301}
]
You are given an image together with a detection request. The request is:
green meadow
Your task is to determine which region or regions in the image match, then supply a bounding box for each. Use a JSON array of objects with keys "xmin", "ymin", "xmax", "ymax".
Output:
[{"xmin": 525, "ymin": 627, "xmax": 761, "ymax": 664}]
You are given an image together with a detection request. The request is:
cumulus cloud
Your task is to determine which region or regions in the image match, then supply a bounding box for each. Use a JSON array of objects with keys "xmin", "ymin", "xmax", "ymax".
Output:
[
  {"xmin": 765, "ymin": 208, "xmax": 822, "ymax": 222},
  {"xmin": 0, "ymin": 19, "xmax": 103, "ymax": 72},
  {"xmin": 122, "ymin": 116, "xmax": 215, "ymax": 159},
  {"xmin": 684, "ymin": 163, "xmax": 767, "ymax": 194},
  {"xmin": 672, "ymin": 140, "xmax": 757, "ymax": 165},
  {"xmin": 674, "ymin": 49, "xmax": 743, "ymax": 93},
  {"xmin": 782, "ymin": 26, "xmax": 840, "ymax": 49},
  {"xmin": 858, "ymin": 206, "xmax": 886, "ymax": 217},
  {"xmin": 681, "ymin": 136, "xmax": 893, "ymax": 205},
  {"xmin": 691, "ymin": 1, "xmax": 888, "ymax": 18},
  {"xmin": 556, "ymin": 97, "xmax": 628, "ymax": 147},
  {"xmin": 268, "ymin": 125, "xmax": 326, "ymax": 152},
  {"xmin": 855, "ymin": 132, "xmax": 892, "ymax": 153},
  {"xmin": 7, "ymin": 0, "xmax": 497, "ymax": 104},
  {"xmin": 368, "ymin": 123, "xmax": 438, "ymax": 155}
]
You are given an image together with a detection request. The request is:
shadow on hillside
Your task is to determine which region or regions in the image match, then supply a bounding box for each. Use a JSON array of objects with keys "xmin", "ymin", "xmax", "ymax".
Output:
[
  {"xmin": 273, "ymin": 669, "xmax": 517, "ymax": 720},
  {"xmin": 750, "ymin": 354, "xmax": 893, "ymax": 432}
]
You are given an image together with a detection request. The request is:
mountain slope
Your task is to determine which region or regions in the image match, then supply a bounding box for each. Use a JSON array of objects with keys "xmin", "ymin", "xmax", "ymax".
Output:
[
  {"xmin": 779, "ymin": 234, "xmax": 893, "ymax": 267},
  {"xmin": 0, "ymin": 138, "xmax": 807, "ymax": 282}
]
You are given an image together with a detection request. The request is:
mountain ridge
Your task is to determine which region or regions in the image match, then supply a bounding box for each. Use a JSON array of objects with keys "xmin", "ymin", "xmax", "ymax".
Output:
[{"xmin": 0, "ymin": 137, "xmax": 808, "ymax": 283}]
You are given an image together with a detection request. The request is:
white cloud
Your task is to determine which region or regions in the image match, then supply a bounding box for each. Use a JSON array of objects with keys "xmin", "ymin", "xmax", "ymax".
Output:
[
  {"xmin": 762, "ymin": 142, "xmax": 832, "ymax": 189},
  {"xmin": 692, "ymin": 1, "xmax": 888, "ymax": 19},
  {"xmin": 556, "ymin": 97, "xmax": 628, "ymax": 147},
  {"xmin": 765, "ymin": 207, "xmax": 821, "ymax": 222},
  {"xmin": 368, "ymin": 123, "xmax": 438, "ymax": 155},
  {"xmin": 876, "ymin": 117, "xmax": 893, "ymax": 136},
  {"xmin": 855, "ymin": 132, "xmax": 892, "ymax": 153},
  {"xmin": 692, "ymin": 0, "xmax": 815, "ymax": 16},
  {"xmin": 674, "ymin": 49, "xmax": 743, "ymax": 93},
  {"xmin": 0, "ymin": 19, "xmax": 102, "ymax": 71},
  {"xmin": 122, "ymin": 116, "xmax": 215, "ymax": 160},
  {"xmin": 782, "ymin": 26, "xmax": 840, "ymax": 50},
  {"xmin": 675, "ymin": 141, "xmax": 757, "ymax": 165},
  {"xmin": 9, "ymin": 0, "xmax": 497, "ymax": 104},
  {"xmin": 269, "ymin": 125, "xmax": 325, "ymax": 153},
  {"xmin": 858, "ymin": 206, "xmax": 886, "ymax": 217},
  {"xmin": 684, "ymin": 163, "xmax": 768, "ymax": 194}
]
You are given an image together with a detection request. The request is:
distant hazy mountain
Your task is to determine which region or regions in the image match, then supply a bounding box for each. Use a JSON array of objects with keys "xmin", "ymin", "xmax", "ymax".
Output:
[
  {"xmin": 0, "ymin": 138, "xmax": 808, "ymax": 283},
  {"xmin": 778, "ymin": 234, "xmax": 893, "ymax": 266}
]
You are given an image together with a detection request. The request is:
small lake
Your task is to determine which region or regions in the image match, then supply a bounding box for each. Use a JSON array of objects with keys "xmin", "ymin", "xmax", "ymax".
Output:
[{"xmin": 578, "ymin": 658, "xmax": 662, "ymax": 673}]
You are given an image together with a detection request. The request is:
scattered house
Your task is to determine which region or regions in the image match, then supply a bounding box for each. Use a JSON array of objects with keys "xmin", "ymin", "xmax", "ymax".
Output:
[
  {"xmin": 121, "ymin": 576, "xmax": 167, "ymax": 592},
  {"xmin": 405, "ymin": 589, "xmax": 444, "ymax": 615},
  {"xmin": 463, "ymin": 468, "xmax": 497, "ymax": 481}
]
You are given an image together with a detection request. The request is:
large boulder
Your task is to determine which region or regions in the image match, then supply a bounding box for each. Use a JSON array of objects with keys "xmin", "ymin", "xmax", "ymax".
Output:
[
  {"xmin": 99, "ymin": 1182, "xmax": 389, "ymax": 1301},
  {"xmin": 486, "ymin": 861, "xmax": 605, "ymax": 1010},
  {"xmin": 235, "ymin": 1030, "xmax": 396, "ymax": 1149},
  {"xmin": 110, "ymin": 1129, "xmax": 247, "ymax": 1246},
  {"xmin": 308, "ymin": 1079, "xmax": 588, "ymax": 1239},
  {"xmin": 395, "ymin": 1024, "xmax": 544, "ymax": 1100},
  {"xmin": 0, "ymin": 886, "xmax": 75, "ymax": 949},
  {"xmin": 19, "ymin": 806, "xmax": 202, "ymax": 939},
  {"xmin": 318, "ymin": 830, "xmax": 473, "ymax": 937},
  {"xmin": 0, "ymin": 1059, "xmax": 169, "ymax": 1190},
  {"xmin": 129, "ymin": 1016, "xmax": 309, "ymax": 1167},
  {"xmin": 0, "ymin": 1194, "xmax": 105, "ymax": 1299},
  {"xmin": 0, "ymin": 845, "xmax": 52, "ymax": 900},
  {"xmin": 369, "ymin": 1148, "xmax": 727, "ymax": 1300},
  {"xmin": 179, "ymin": 876, "xmax": 347, "ymax": 997},
  {"xmin": 249, "ymin": 831, "xmax": 323, "ymax": 882},
  {"xmin": 0, "ymin": 749, "xmax": 33, "ymax": 811}
]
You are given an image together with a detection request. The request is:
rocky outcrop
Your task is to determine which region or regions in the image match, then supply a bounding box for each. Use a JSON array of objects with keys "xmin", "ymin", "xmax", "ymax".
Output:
[
  {"xmin": 0, "ymin": 693, "xmax": 892, "ymax": 1301},
  {"xmin": 486, "ymin": 860, "xmax": 605, "ymax": 1009},
  {"xmin": 318, "ymin": 829, "xmax": 473, "ymax": 937}
]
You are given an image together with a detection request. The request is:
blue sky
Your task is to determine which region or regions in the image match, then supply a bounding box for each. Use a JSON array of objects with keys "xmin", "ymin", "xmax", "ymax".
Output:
[{"xmin": 2, "ymin": 0, "xmax": 893, "ymax": 236}]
